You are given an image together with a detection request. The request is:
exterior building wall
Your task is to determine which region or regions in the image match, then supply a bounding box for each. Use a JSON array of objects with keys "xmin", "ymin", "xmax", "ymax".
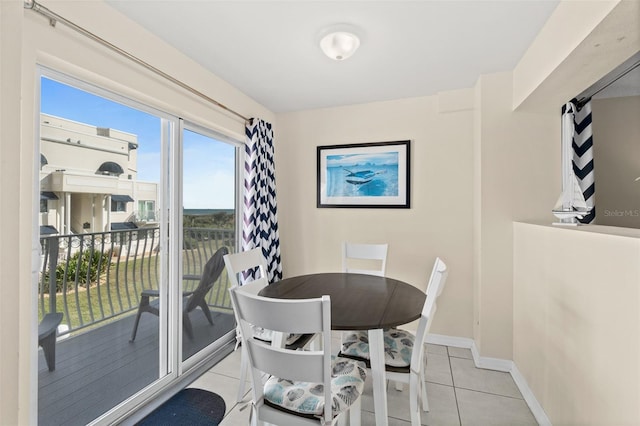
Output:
[
  {"xmin": 41, "ymin": 114, "xmax": 132, "ymax": 174},
  {"xmin": 39, "ymin": 113, "xmax": 157, "ymax": 233}
]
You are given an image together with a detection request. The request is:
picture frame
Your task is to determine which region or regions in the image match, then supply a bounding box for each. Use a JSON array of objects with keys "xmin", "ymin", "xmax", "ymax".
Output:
[{"xmin": 317, "ymin": 140, "xmax": 410, "ymax": 208}]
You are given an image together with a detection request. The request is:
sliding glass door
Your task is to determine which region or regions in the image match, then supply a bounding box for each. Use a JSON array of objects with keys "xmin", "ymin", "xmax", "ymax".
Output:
[
  {"xmin": 36, "ymin": 71, "xmax": 239, "ymax": 424},
  {"xmin": 38, "ymin": 74, "xmax": 170, "ymax": 425},
  {"xmin": 180, "ymin": 125, "xmax": 238, "ymax": 365}
]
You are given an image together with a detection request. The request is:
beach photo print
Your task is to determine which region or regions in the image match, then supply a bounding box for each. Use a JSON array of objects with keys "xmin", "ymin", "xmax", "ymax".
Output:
[{"xmin": 317, "ymin": 140, "xmax": 410, "ymax": 208}]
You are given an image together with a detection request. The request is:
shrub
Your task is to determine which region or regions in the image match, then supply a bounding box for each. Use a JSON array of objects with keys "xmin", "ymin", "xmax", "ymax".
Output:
[
  {"xmin": 54, "ymin": 249, "xmax": 111, "ymax": 292},
  {"xmin": 183, "ymin": 236, "xmax": 198, "ymax": 250}
]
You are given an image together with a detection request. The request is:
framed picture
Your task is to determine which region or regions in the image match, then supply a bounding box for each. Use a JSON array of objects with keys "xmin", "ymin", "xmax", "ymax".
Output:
[{"xmin": 317, "ymin": 140, "xmax": 410, "ymax": 208}]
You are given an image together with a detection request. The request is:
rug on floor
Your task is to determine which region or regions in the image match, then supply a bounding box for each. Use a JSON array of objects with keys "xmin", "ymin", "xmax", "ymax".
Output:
[{"xmin": 136, "ymin": 388, "xmax": 226, "ymax": 425}]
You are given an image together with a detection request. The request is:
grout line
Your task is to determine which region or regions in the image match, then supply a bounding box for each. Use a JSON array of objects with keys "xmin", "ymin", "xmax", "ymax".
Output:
[
  {"xmin": 446, "ymin": 346, "xmax": 456, "ymax": 388},
  {"xmin": 205, "ymin": 370, "xmax": 243, "ymax": 382},
  {"xmin": 449, "ymin": 355, "xmax": 474, "ymax": 360},
  {"xmin": 448, "ymin": 347, "xmax": 464, "ymax": 426},
  {"xmin": 453, "ymin": 386, "xmax": 527, "ymax": 401}
]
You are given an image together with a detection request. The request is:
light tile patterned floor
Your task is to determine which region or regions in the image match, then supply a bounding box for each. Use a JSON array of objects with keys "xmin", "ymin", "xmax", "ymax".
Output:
[{"xmin": 189, "ymin": 335, "xmax": 539, "ymax": 425}]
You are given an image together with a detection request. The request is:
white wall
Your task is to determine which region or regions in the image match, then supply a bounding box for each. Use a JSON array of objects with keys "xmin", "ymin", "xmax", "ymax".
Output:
[
  {"xmin": 514, "ymin": 222, "xmax": 640, "ymax": 424},
  {"xmin": 276, "ymin": 91, "xmax": 475, "ymax": 339},
  {"xmin": 274, "ymin": 72, "xmax": 557, "ymax": 360},
  {"xmin": 0, "ymin": 2, "xmax": 26, "ymax": 423},
  {"xmin": 513, "ymin": 0, "xmax": 638, "ymax": 112},
  {"xmin": 473, "ymin": 72, "xmax": 559, "ymax": 358},
  {"xmin": 509, "ymin": 1, "xmax": 640, "ymax": 423}
]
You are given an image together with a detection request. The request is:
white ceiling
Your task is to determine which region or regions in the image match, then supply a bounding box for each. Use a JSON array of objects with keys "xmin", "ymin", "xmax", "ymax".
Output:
[{"xmin": 106, "ymin": 0, "xmax": 560, "ymax": 113}]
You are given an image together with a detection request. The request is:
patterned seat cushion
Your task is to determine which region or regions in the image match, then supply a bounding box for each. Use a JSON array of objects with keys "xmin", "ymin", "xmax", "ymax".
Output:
[
  {"xmin": 263, "ymin": 357, "xmax": 367, "ymax": 418},
  {"xmin": 252, "ymin": 326, "xmax": 303, "ymax": 346},
  {"xmin": 341, "ymin": 328, "xmax": 414, "ymax": 367}
]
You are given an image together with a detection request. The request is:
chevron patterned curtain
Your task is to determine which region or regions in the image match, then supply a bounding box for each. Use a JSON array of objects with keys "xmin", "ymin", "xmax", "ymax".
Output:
[
  {"xmin": 242, "ymin": 118, "xmax": 283, "ymax": 282},
  {"xmin": 572, "ymin": 99, "xmax": 596, "ymax": 223}
]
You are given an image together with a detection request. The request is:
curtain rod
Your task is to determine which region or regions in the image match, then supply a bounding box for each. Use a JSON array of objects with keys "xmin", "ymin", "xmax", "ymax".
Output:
[
  {"xmin": 24, "ymin": 0, "xmax": 250, "ymax": 123},
  {"xmin": 575, "ymin": 51, "xmax": 640, "ymax": 106},
  {"xmin": 587, "ymin": 60, "xmax": 640, "ymax": 99}
]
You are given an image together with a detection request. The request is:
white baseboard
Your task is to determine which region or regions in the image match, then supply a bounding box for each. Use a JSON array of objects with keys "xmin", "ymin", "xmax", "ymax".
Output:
[
  {"xmin": 510, "ymin": 364, "xmax": 552, "ymax": 426},
  {"xmin": 425, "ymin": 333, "xmax": 474, "ymax": 349},
  {"xmin": 425, "ymin": 333, "xmax": 551, "ymax": 426}
]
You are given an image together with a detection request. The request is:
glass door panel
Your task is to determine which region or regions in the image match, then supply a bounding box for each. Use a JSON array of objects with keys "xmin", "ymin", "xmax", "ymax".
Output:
[
  {"xmin": 38, "ymin": 76, "xmax": 167, "ymax": 424},
  {"xmin": 181, "ymin": 127, "xmax": 237, "ymax": 363}
]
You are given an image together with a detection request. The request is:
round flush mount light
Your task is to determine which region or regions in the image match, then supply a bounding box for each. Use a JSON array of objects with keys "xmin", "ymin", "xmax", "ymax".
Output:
[{"xmin": 319, "ymin": 25, "xmax": 361, "ymax": 61}]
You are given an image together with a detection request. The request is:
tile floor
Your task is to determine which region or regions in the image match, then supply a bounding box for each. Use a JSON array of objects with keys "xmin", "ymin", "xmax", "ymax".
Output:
[{"xmin": 189, "ymin": 334, "xmax": 538, "ymax": 425}]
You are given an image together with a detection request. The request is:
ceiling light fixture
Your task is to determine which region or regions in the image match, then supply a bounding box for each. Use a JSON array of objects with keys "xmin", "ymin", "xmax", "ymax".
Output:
[{"xmin": 319, "ymin": 25, "xmax": 361, "ymax": 61}]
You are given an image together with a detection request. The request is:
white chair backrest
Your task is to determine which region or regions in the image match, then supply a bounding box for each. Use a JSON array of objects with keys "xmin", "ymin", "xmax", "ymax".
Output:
[
  {"xmin": 224, "ymin": 249, "xmax": 270, "ymax": 350},
  {"xmin": 229, "ymin": 286, "xmax": 333, "ymax": 425},
  {"xmin": 411, "ymin": 257, "xmax": 448, "ymax": 370},
  {"xmin": 223, "ymin": 248, "xmax": 269, "ymax": 288},
  {"xmin": 342, "ymin": 242, "xmax": 388, "ymax": 277}
]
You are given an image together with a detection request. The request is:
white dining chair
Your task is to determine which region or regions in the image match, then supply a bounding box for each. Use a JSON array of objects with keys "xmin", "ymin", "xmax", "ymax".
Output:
[
  {"xmin": 342, "ymin": 242, "xmax": 388, "ymax": 276},
  {"xmin": 341, "ymin": 242, "xmax": 390, "ymax": 384},
  {"xmin": 229, "ymin": 284, "xmax": 367, "ymax": 426},
  {"xmin": 339, "ymin": 257, "xmax": 448, "ymax": 426},
  {"xmin": 224, "ymin": 248, "xmax": 314, "ymax": 403},
  {"xmin": 340, "ymin": 241, "xmax": 390, "ymax": 387}
]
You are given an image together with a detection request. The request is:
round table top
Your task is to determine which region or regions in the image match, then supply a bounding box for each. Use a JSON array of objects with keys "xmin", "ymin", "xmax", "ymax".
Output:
[{"xmin": 258, "ymin": 272, "xmax": 425, "ymax": 330}]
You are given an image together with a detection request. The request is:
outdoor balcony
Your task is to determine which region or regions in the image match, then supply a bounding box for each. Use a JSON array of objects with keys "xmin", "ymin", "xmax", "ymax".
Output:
[{"xmin": 37, "ymin": 227, "xmax": 236, "ymax": 425}]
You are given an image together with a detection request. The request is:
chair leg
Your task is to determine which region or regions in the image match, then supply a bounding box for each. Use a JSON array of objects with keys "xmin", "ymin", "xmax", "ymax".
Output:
[
  {"xmin": 420, "ymin": 356, "xmax": 429, "ymax": 412},
  {"xmin": 130, "ymin": 295, "xmax": 156, "ymax": 342},
  {"xmin": 130, "ymin": 309, "xmax": 143, "ymax": 342},
  {"xmin": 38, "ymin": 313, "xmax": 62, "ymax": 371},
  {"xmin": 421, "ymin": 375, "xmax": 429, "ymax": 412},
  {"xmin": 237, "ymin": 345, "xmax": 249, "ymax": 402},
  {"xmin": 40, "ymin": 333, "xmax": 57, "ymax": 371},
  {"xmin": 337, "ymin": 413, "xmax": 347, "ymax": 426},
  {"xmin": 183, "ymin": 313, "xmax": 194, "ymax": 340},
  {"xmin": 198, "ymin": 299, "xmax": 215, "ymax": 325},
  {"xmin": 348, "ymin": 396, "xmax": 362, "ymax": 426},
  {"xmin": 409, "ymin": 373, "xmax": 421, "ymax": 426},
  {"xmin": 250, "ymin": 404, "xmax": 260, "ymax": 426}
]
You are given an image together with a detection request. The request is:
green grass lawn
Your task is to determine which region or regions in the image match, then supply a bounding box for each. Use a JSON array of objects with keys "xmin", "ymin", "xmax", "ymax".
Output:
[{"xmin": 39, "ymin": 243, "xmax": 233, "ymax": 333}]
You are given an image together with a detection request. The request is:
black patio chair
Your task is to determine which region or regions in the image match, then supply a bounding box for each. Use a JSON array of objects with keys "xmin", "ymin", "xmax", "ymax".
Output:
[
  {"xmin": 39, "ymin": 312, "xmax": 63, "ymax": 371},
  {"xmin": 130, "ymin": 246, "xmax": 229, "ymax": 341}
]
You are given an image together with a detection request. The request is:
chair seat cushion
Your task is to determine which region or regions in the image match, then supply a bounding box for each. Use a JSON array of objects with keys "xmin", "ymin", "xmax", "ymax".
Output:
[
  {"xmin": 341, "ymin": 329, "xmax": 414, "ymax": 367},
  {"xmin": 263, "ymin": 357, "xmax": 367, "ymax": 418},
  {"xmin": 252, "ymin": 326, "xmax": 303, "ymax": 346}
]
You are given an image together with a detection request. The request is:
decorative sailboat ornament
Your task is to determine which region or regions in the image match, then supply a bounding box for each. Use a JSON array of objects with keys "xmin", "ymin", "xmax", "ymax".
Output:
[
  {"xmin": 552, "ymin": 171, "xmax": 591, "ymax": 225},
  {"xmin": 552, "ymin": 101, "xmax": 592, "ymax": 226}
]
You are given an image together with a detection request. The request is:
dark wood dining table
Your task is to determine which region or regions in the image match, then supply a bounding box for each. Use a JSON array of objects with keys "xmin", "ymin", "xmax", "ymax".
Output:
[{"xmin": 259, "ymin": 272, "xmax": 425, "ymax": 426}]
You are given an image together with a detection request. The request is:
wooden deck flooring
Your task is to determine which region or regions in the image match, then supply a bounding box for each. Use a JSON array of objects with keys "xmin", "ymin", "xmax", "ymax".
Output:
[{"xmin": 38, "ymin": 308, "xmax": 235, "ymax": 426}]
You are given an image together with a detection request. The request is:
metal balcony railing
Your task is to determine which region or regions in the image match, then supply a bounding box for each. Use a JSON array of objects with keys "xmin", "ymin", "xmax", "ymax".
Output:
[{"xmin": 38, "ymin": 226, "xmax": 235, "ymax": 336}]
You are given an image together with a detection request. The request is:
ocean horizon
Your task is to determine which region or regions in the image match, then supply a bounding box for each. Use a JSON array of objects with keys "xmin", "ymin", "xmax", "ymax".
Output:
[{"xmin": 183, "ymin": 208, "xmax": 234, "ymax": 215}]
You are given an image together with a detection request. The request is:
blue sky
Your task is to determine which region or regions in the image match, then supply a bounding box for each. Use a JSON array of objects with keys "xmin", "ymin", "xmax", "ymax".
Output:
[{"xmin": 41, "ymin": 77, "xmax": 235, "ymax": 209}]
